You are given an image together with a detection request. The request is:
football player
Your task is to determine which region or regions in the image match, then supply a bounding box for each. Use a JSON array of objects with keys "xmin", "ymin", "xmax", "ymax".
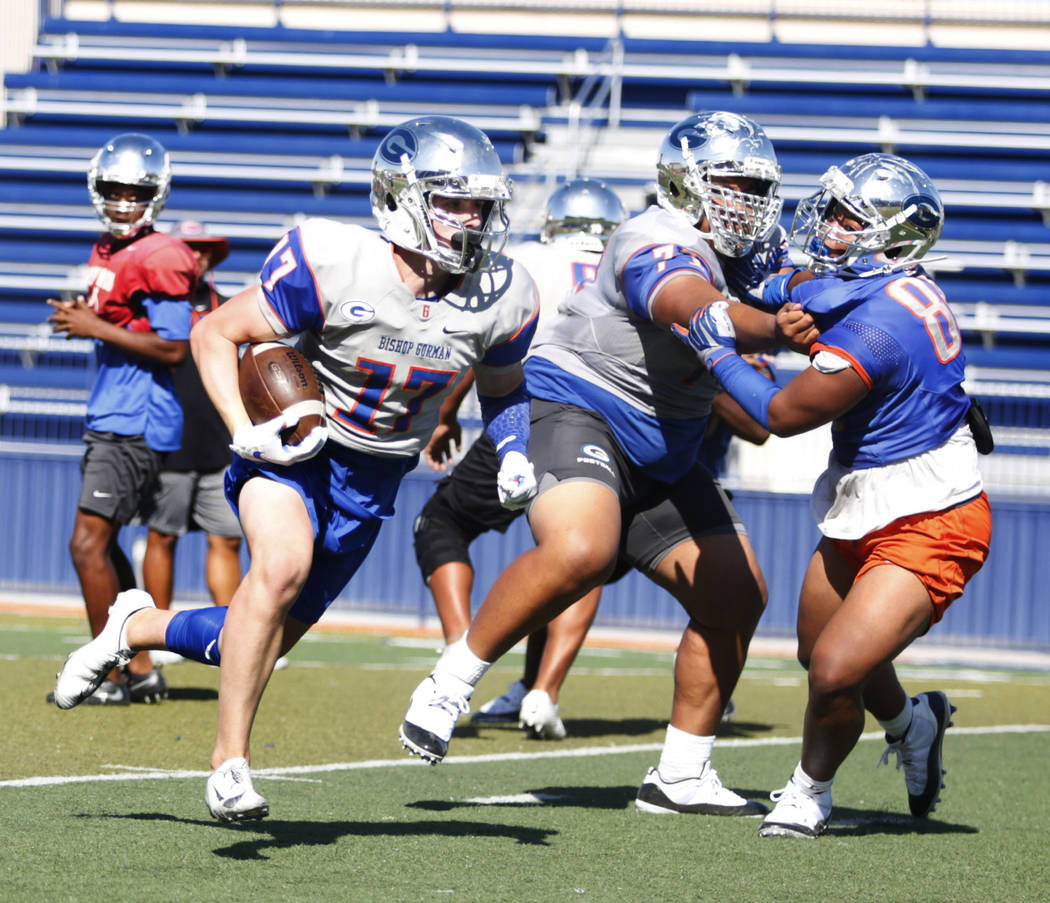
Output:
[
  {"xmin": 52, "ymin": 116, "xmax": 540, "ymax": 823},
  {"xmin": 46, "ymin": 133, "xmax": 196, "ymax": 706},
  {"xmin": 399, "ymin": 111, "xmax": 816, "ymax": 820},
  {"xmin": 681, "ymin": 153, "xmax": 992, "ymax": 837},
  {"xmin": 139, "ymin": 222, "xmax": 244, "ymax": 631},
  {"xmin": 413, "ymin": 177, "xmax": 627, "ymax": 739}
]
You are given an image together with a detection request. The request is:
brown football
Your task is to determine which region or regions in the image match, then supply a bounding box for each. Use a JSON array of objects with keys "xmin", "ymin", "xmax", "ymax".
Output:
[{"xmin": 238, "ymin": 342, "xmax": 325, "ymax": 445}]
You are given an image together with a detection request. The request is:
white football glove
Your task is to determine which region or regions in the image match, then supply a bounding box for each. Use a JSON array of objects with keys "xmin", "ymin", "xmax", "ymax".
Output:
[
  {"xmin": 678, "ymin": 300, "xmax": 738, "ymax": 367},
  {"xmin": 496, "ymin": 449, "xmax": 538, "ymax": 510},
  {"xmin": 230, "ymin": 412, "xmax": 328, "ymax": 466}
]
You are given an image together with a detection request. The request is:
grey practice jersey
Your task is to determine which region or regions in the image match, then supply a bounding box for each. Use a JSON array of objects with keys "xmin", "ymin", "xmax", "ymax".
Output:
[
  {"xmin": 528, "ymin": 205, "xmax": 723, "ymax": 422},
  {"xmin": 256, "ymin": 219, "xmax": 538, "ymax": 457}
]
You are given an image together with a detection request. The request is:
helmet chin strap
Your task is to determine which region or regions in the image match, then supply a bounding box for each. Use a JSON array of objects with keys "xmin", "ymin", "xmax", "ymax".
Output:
[{"xmin": 449, "ymin": 231, "xmax": 484, "ymax": 271}]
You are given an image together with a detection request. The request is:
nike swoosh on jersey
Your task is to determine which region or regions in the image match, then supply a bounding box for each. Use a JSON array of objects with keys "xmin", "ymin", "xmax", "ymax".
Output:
[
  {"xmin": 204, "ymin": 640, "xmax": 218, "ymax": 662},
  {"xmin": 92, "ymin": 490, "xmax": 113, "ymax": 498}
]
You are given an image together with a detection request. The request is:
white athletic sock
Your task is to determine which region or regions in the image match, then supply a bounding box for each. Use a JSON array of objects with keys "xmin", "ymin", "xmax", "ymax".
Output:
[
  {"xmin": 657, "ymin": 725, "xmax": 715, "ymax": 782},
  {"xmin": 792, "ymin": 761, "xmax": 833, "ymax": 796},
  {"xmin": 434, "ymin": 636, "xmax": 491, "ymax": 688},
  {"xmin": 878, "ymin": 697, "xmax": 915, "ymax": 741}
]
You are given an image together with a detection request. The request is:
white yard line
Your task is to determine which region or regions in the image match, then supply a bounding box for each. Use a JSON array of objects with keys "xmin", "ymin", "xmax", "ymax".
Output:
[{"xmin": 3, "ymin": 724, "xmax": 1047, "ymax": 789}]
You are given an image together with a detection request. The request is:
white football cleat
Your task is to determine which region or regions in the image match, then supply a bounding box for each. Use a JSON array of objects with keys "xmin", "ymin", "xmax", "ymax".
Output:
[
  {"xmin": 471, "ymin": 679, "xmax": 527, "ymax": 724},
  {"xmin": 636, "ymin": 764, "xmax": 768, "ymax": 816},
  {"xmin": 758, "ymin": 778, "xmax": 832, "ymax": 839},
  {"xmin": 53, "ymin": 589, "xmax": 156, "ymax": 710},
  {"xmin": 518, "ymin": 689, "xmax": 567, "ymax": 740},
  {"xmin": 879, "ymin": 691, "xmax": 955, "ymax": 817},
  {"xmin": 205, "ymin": 757, "xmax": 270, "ymax": 822},
  {"xmin": 399, "ymin": 674, "xmax": 472, "ymax": 764}
]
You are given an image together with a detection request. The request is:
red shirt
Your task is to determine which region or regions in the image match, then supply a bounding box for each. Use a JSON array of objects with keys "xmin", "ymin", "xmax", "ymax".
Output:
[{"xmin": 87, "ymin": 230, "xmax": 197, "ymax": 328}]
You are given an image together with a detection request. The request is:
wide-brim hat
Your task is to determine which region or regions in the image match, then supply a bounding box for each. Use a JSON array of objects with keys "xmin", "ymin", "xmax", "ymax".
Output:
[{"xmin": 170, "ymin": 220, "xmax": 230, "ymax": 268}]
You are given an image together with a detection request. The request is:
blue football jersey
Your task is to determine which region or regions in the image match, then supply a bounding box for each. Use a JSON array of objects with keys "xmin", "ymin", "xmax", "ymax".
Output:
[{"xmin": 794, "ymin": 267, "xmax": 970, "ymax": 468}]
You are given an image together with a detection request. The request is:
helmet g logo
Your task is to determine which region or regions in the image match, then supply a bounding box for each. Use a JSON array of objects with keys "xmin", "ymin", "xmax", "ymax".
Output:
[
  {"xmin": 669, "ymin": 122, "xmax": 706, "ymax": 151},
  {"xmin": 902, "ymin": 194, "xmax": 940, "ymax": 229},
  {"xmin": 670, "ymin": 112, "xmax": 756, "ymax": 156},
  {"xmin": 380, "ymin": 127, "xmax": 418, "ymax": 165}
]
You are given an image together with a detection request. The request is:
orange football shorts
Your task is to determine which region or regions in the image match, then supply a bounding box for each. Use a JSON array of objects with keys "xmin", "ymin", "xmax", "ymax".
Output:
[{"xmin": 830, "ymin": 492, "xmax": 992, "ymax": 624}]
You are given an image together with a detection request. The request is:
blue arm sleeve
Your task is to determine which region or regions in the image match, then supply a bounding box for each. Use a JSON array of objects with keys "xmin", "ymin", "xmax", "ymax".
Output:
[
  {"xmin": 478, "ymin": 383, "xmax": 530, "ymax": 461},
  {"xmin": 710, "ymin": 352, "xmax": 780, "ymax": 430}
]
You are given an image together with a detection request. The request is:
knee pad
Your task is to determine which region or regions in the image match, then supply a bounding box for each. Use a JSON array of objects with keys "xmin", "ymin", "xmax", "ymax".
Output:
[{"xmin": 165, "ymin": 605, "xmax": 228, "ymax": 666}]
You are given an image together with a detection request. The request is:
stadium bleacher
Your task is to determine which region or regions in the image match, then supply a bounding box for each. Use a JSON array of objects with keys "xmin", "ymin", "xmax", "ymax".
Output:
[
  {"xmin": 0, "ymin": 0, "xmax": 1044, "ymax": 644},
  {"xmin": 1, "ymin": 5, "xmax": 1048, "ymax": 475}
]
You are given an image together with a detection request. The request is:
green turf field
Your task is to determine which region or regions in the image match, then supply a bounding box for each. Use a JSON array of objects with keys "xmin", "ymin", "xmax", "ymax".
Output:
[{"xmin": 2, "ymin": 612, "xmax": 1048, "ymax": 902}]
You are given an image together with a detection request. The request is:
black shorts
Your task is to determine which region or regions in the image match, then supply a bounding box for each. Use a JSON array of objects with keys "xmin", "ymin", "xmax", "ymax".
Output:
[
  {"xmin": 413, "ymin": 433, "xmax": 523, "ymax": 580},
  {"xmin": 528, "ymin": 400, "xmax": 744, "ymax": 578},
  {"xmin": 79, "ymin": 430, "xmax": 163, "ymax": 524}
]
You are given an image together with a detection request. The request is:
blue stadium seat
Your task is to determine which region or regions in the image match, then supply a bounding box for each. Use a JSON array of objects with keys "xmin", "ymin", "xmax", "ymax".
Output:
[{"xmin": 2, "ymin": 15, "xmax": 1045, "ymax": 448}]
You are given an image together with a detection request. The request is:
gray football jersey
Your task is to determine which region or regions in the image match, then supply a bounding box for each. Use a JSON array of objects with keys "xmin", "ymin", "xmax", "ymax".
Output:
[
  {"xmin": 256, "ymin": 219, "xmax": 538, "ymax": 457},
  {"xmin": 528, "ymin": 206, "xmax": 723, "ymax": 421}
]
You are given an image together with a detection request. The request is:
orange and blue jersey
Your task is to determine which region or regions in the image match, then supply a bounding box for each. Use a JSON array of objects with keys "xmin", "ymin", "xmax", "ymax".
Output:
[{"xmin": 793, "ymin": 265, "xmax": 970, "ymax": 469}]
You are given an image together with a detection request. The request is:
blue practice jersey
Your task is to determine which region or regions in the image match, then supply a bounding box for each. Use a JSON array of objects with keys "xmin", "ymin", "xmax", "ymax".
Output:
[{"xmin": 795, "ymin": 266, "xmax": 970, "ymax": 469}]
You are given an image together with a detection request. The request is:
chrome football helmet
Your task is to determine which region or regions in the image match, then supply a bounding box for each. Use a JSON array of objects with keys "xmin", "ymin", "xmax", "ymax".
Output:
[
  {"xmin": 790, "ymin": 153, "xmax": 944, "ymax": 274},
  {"xmin": 370, "ymin": 116, "xmax": 511, "ymax": 273},
  {"xmin": 656, "ymin": 111, "xmax": 782, "ymax": 258},
  {"xmin": 541, "ymin": 177, "xmax": 626, "ymax": 252},
  {"xmin": 87, "ymin": 133, "xmax": 171, "ymax": 238}
]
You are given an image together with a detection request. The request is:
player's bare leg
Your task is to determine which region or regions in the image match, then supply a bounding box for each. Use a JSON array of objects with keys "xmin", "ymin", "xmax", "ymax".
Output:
[
  {"xmin": 210, "ymin": 477, "xmax": 314, "ymax": 769},
  {"xmin": 762, "ymin": 540, "xmax": 951, "ymax": 836},
  {"xmin": 205, "ymin": 533, "xmax": 243, "ymax": 606},
  {"xmin": 468, "ymin": 481, "xmax": 620, "ymax": 662},
  {"xmin": 798, "ymin": 561, "xmax": 932, "ymax": 781},
  {"xmin": 517, "ymin": 586, "xmax": 602, "ymax": 739},
  {"xmin": 653, "ymin": 534, "xmax": 766, "ymax": 736},
  {"xmin": 143, "ymin": 529, "xmax": 178, "ymax": 610},
  {"xmin": 522, "ymin": 629, "xmax": 546, "ymax": 686},
  {"xmin": 69, "ymin": 510, "xmax": 129, "ymax": 686},
  {"xmin": 530, "ymin": 587, "xmax": 602, "ymax": 703},
  {"xmin": 427, "ymin": 560, "xmax": 474, "ymax": 645},
  {"xmin": 400, "ymin": 482, "xmax": 618, "ymax": 761},
  {"xmin": 634, "ymin": 532, "xmax": 769, "ymax": 816}
]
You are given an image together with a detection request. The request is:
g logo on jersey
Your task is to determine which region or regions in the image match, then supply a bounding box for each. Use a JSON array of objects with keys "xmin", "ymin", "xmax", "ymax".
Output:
[
  {"xmin": 340, "ymin": 300, "xmax": 376, "ymax": 323},
  {"xmin": 378, "ymin": 127, "xmax": 417, "ymax": 165}
]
